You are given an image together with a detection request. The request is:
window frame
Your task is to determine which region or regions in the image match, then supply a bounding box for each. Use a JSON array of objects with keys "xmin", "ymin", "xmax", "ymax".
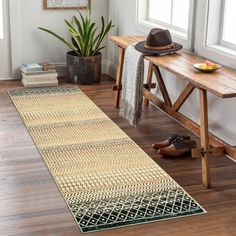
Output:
[
  {"xmin": 218, "ymin": 0, "xmax": 236, "ymax": 51},
  {"xmin": 0, "ymin": 0, "xmax": 4, "ymax": 39},
  {"xmin": 194, "ymin": 0, "xmax": 236, "ymax": 70}
]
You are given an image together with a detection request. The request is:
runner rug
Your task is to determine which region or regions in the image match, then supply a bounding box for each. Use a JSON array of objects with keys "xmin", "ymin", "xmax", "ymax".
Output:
[{"xmin": 9, "ymin": 86, "xmax": 206, "ymax": 233}]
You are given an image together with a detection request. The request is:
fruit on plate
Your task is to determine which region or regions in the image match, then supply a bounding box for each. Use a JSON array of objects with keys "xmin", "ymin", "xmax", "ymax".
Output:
[
  {"xmin": 198, "ymin": 63, "xmax": 207, "ymax": 69},
  {"xmin": 199, "ymin": 60, "xmax": 218, "ymax": 70}
]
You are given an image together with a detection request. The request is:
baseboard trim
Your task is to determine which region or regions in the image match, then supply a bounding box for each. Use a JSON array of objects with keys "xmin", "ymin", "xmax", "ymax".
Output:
[
  {"xmin": 180, "ymin": 103, "xmax": 236, "ymax": 146},
  {"xmin": 51, "ymin": 60, "xmax": 112, "ymax": 78},
  {"xmin": 8, "ymin": 57, "xmax": 117, "ymax": 80},
  {"xmin": 51, "ymin": 62, "xmax": 67, "ymax": 77},
  {"xmin": 0, "ymin": 77, "xmax": 13, "ymax": 81},
  {"xmin": 106, "ymin": 60, "xmax": 117, "ymax": 79}
]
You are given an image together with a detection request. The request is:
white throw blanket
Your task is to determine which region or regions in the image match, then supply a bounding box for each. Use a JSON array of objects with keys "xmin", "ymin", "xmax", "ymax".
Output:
[{"xmin": 119, "ymin": 43, "xmax": 144, "ymax": 127}]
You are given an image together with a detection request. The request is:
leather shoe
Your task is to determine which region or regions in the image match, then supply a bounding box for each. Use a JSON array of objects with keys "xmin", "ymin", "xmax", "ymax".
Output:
[
  {"xmin": 152, "ymin": 134, "xmax": 190, "ymax": 150},
  {"xmin": 157, "ymin": 137, "xmax": 196, "ymax": 156}
]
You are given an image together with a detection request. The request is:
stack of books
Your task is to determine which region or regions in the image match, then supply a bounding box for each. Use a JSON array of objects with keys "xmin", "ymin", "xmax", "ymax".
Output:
[{"xmin": 20, "ymin": 62, "xmax": 58, "ymax": 87}]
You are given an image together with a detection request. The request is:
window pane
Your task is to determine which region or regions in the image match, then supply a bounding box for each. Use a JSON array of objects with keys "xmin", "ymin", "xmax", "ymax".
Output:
[
  {"xmin": 172, "ymin": 0, "xmax": 190, "ymax": 30},
  {"xmin": 222, "ymin": 0, "xmax": 236, "ymax": 44},
  {"xmin": 148, "ymin": 0, "xmax": 171, "ymax": 24},
  {"xmin": 0, "ymin": 0, "xmax": 3, "ymax": 39}
]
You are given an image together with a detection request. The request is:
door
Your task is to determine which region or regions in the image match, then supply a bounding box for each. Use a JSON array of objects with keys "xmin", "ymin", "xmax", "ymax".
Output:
[{"xmin": 0, "ymin": 0, "xmax": 11, "ymax": 80}]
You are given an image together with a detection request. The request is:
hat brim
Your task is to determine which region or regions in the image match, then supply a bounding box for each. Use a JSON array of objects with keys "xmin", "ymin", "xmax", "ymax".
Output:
[{"xmin": 135, "ymin": 41, "xmax": 183, "ymax": 55}]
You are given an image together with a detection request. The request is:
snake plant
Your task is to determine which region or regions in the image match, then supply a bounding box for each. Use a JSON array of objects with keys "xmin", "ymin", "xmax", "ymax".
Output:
[{"xmin": 38, "ymin": 10, "xmax": 114, "ymax": 57}]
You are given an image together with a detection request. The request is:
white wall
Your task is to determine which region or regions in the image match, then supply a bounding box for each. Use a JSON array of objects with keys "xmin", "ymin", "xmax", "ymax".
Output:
[
  {"xmin": 9, "ymin": 0, "xmax": 109, "ymax": 79},
  {"xmin": 4, "ymin": 0, "xmax": 236, "ymax": 145},
  {"xmin": 107, "ymin": 0, "xmax": 236, "ymax": 145}
]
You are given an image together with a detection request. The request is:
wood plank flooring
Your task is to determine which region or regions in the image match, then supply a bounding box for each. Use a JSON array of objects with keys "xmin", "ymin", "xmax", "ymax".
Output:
[{"xmin": 0, "ymin": 77, "xmax": 236, "ymax": 236}]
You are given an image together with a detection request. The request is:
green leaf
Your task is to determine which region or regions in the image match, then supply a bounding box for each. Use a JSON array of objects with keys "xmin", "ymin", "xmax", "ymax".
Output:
[
  {"xmin": 68, "ymin": 28, "xmax": 78, "ymax": 37},
  {"xmin": 64, "ymin": 20, "xmax": 77, "ymax": 35},
  {"xmin": 76, "ymin": 36, "xmax": 84, "ymax": 52},
  {"xmin": 83, "ymin": 22, "xmax": 96, "ymax": 56},
  {"xmin": 71, "ymin": 37, "xmax": 82, "ymax": 55},
  {"xmin": 38, "ymin": 27, "xmax": 80, "ymax": 55},
  {"xmin": 73, "ymin": 16, "xmax": 83, "ymax": 38},
  {"xmin": 89, "ymin": 27, "xmax": 97, "ymax": 54},
  {"xmin": 79, "ymin": 12, "xmax": 86, "ymax": 38},
  {"xmin": 95, "ymin": 16, "xmax": 105, "ymax": 49},
  {"xmin": 93, "ymin": 46, "xmax": 106, "ymax": 56},
  {"xmin": 93, "ymin": 18, "xmax": 114, "ymax": 53}
]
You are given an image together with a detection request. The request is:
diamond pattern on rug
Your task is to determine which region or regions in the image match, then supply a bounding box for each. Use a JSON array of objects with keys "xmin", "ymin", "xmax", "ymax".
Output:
[{"xmin": 70, "ymin": 188, "xmax": 203, "ymax": 232}]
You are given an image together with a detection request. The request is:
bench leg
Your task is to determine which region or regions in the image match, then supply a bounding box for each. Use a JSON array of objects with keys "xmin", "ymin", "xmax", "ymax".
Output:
[
  {"xmin": 114, "ymin": 47, "xmax": 125, "ymax": 108},
  {"xmin": 199, "ymin": 88, "xmax": 211, "ymax": 188},
  {"xmin": 144, "ymin": 62, "xmax": 153, "ymax": 107}
]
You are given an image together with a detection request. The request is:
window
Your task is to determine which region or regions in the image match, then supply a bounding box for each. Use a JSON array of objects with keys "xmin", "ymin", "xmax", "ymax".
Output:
[
  {"xmin": 136, "ymin": 0, "xmax": 236, "ymax": 69},
  {"xmin": 220, "ymin": 0, "xmax": 236, "ymax": 50},
  {"xmin": 194, "ymin": 0, "xmax": 236, "ymax": 70},
  {"xmin": 148, "ymin": 0, "xmax": 190, "ymax": 34},
  {"xmin": 0, "ymin": 0, "xmax": 3, "ymax": 39},
  {"xmin": 136, "ymin": 0, "xmax": 195, "ymax": 50}
]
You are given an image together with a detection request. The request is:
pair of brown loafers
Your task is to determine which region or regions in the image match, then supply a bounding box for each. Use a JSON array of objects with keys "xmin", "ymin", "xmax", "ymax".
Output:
[{"xmin": 152, "ymin": 134, "xmax": 197, "ymax": 157}]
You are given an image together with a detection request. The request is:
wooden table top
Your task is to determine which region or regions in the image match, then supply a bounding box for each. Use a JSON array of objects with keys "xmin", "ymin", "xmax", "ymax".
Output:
[{"xmin": 109, "ymin": 35, "xmax": 236, "ymax": 98}]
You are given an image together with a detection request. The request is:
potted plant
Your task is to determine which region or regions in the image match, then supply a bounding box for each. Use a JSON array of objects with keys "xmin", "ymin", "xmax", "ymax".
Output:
[{"xmin": 38, "ymin": 9, "xmax": 114, "ymax": 84}]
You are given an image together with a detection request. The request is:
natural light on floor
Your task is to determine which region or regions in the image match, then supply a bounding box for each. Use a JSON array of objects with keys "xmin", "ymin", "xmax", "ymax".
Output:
[
  {"xmin": 222, "ymin": 0, "xmax": 236, "ymax": 45},
  {"xmin": 148, "ymin": 0, "xmax": 190, "ymax": 32},
  {"xmin": 0, "ymin": 0, "xmax": 3, "ymax": 39}
]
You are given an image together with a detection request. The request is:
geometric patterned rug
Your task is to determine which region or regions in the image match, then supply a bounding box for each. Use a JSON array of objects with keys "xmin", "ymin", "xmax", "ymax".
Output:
[{"xmin": 9, "ymin": 86, "xmax": 206, "ymax": 233}]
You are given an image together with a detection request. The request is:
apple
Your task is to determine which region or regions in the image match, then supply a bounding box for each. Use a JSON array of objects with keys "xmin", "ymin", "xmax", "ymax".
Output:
[
  {"xmin": 203, "ymin": 60, "xmax": 214, "ymax": 66},
  {"xmin": 199, "ymin": 63, "xmax": 207, "ymax": 69}
]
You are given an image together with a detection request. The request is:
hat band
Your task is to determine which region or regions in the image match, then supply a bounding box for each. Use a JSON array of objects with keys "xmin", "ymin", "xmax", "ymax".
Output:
[{"xmin": 144, "ymin": 43, "xmax": 175, "ymax": 50}]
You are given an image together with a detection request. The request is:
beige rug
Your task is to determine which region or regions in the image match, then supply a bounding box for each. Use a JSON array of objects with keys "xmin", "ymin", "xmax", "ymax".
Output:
[{"xmin": 9, "ymin": 86, "xmax": 206, "ymax": 233}]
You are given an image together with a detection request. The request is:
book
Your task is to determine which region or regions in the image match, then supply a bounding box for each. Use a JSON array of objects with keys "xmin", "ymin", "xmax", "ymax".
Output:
[
  {"xmin": 21, "ymin": 68, "xmax": 57, "ymax": 75},
  {"xmin": 21, "ymin": 79, "xmax": 58, "ymax": 88},
  {"xmin": 21, "ymin": 73, "xmax": 58, "ymax": 82},
  {"xmin": 20, "ymin": 63, "xmax": 43, "ymax": 72}
]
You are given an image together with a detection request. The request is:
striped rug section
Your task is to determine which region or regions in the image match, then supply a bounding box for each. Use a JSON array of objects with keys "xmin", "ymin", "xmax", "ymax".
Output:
[{"xmin": 9, "ymin": 86, "xmax": 206, "ymax": 233}]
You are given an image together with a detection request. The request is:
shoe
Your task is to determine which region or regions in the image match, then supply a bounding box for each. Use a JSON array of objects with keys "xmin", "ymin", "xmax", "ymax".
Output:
[
  {"xmin": 152, "ymin": 134, "xmax": 190, "ymax": 150},
  {"xmin": 157, "ymin": 137, "xmax": 197, "ymax": 157}
]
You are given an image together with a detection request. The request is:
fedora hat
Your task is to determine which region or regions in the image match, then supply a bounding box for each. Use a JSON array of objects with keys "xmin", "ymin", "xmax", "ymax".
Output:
[{"xmin": 135, "ymin": 28, "xmax": 182, "ymax": 55}]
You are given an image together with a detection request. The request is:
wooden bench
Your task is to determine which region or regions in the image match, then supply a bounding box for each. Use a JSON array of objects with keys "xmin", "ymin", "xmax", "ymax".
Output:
[{"xmin": 109, "ymin": 35, "xmax": 236, "ymax": 188}]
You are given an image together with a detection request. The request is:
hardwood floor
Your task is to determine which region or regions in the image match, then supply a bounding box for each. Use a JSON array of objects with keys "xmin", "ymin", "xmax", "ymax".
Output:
[{"xmin": 0, "ymin": 77, "xmax": 235, "ymax": 236}]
